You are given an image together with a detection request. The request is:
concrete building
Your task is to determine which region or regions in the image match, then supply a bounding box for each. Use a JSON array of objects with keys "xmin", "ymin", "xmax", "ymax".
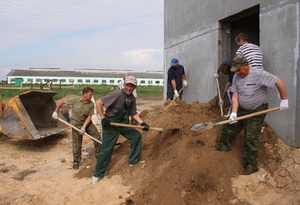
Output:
[
  {"xmin": 7, "ymin": 68, "xmax": 164, "ymax": 86},
  {"xmin": 164, "ymin": 0, "xmax": 299, "ymax": 147}
]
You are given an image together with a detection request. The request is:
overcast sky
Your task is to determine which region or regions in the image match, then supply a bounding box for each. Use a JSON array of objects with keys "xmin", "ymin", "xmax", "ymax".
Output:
[{"xmin": 0, "ymin": 0, "xmax": 164, "ymax": 80}]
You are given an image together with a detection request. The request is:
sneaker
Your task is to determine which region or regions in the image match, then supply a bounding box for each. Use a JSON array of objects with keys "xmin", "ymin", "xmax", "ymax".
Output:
[
  {"xmin": 91, "ymin": 176, "xmax": 102, "ymax": 185},
  {"xmin": 129, "ymin": 160, "xmax": 145, "ymax": 167},
  {"xmin": 73, "ymin": 162, "xmax": 79, "ymax": 170},
  {"xmin": 241, "ymin": 167, "xmax": 259, "ymax": 175}
]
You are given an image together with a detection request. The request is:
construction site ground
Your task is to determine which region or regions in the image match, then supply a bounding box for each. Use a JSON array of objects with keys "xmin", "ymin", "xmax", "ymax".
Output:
[{"xmin": 0, "ymin": 95, "xmax": 299, "ymax": 205}]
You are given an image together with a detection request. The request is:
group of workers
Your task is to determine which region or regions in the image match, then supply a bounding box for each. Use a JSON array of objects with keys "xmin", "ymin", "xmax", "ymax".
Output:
[{"xmin": 51, "ymin": 32, "xmax": 289, "ymax": 184}]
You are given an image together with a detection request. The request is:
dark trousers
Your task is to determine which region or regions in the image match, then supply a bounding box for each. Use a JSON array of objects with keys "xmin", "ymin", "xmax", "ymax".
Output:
[{"xmin": 217, "ymin": 104, "xmax": 268, "ymax": 168}]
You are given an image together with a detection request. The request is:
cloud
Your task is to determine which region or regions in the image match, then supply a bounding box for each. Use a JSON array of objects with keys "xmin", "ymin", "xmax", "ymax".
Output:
[
  {"xmin": 123, "ymin": 49, "xmax": 160, "ymax": 66},
  {"xmin": 0, "ymin": 0, "xmax": 163, "ymax": 79}
]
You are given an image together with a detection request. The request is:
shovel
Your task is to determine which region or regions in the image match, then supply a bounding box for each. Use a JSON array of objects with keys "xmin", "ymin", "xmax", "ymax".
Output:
[
  {"xmin": 57, "ymin": 117, "xmax": 102, "ymax": 144},
  {"xmin": 215, "ymin": 76, "xmax": 223, "ymax": 117},
  {"xmin": 110, "ymin": 122, "xmax": 164, "ymax": 132},
  {"xmin": 172, "ymin": 86, "xmax": 184, "ymax": 101},
  {"xmin": 191, "ymin": 107, "xmax": 280, "ymax": 131}
]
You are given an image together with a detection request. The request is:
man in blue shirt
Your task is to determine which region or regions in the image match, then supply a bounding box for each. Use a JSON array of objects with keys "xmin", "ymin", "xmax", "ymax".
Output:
[{"xmin": 166, "ymin": 58, "xmax": 188, "ymax": 100}]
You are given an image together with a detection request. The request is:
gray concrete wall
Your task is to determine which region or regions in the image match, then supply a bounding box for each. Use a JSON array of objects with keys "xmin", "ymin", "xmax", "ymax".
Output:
[{"xmin": 164, "ymin": 0, "xmax": 300, "ymax": 147}]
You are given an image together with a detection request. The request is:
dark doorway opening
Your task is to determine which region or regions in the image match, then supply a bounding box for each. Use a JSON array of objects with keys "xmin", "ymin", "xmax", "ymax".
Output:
[
  {"xmin": 219, "ymin": 4, "xmax": 260, "ymax": 60},
  {"xmin": 217, "ymin": 5, "xmax": 260, "ymax": 107}
]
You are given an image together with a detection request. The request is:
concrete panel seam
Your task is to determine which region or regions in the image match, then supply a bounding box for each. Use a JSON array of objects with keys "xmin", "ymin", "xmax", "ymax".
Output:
[
  {"xmin": 261, "ymin": 0, "xmax": 299, "ymax": 14},
  {"xmin": 165, "ymin": 25, "xmax": 218, "ymax": 49}
]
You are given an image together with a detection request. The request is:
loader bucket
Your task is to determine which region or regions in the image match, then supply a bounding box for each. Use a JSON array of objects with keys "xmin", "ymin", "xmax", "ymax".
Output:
[{"xmin": 0, "ymin": 90, "xmax": 69, "ymax": 140}]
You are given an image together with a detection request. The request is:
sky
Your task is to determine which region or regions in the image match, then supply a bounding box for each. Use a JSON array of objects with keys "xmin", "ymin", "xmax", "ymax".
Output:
[{"xmin": 0, "ymin": 0, "xmax": 164, "ymax": 80}]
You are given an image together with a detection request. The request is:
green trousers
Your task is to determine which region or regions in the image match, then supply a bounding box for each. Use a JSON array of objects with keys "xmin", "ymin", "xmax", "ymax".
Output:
[
  {"xmin": 216, "ymin": 104, "xmax": 268, "ymax": 168},
  {"xmin": 72, "ymin": 122, "xmax": 102, "ymax": 164},
  {"xmin": 93, "ymin": 126, "xmax": 142, "ymax": 178}
]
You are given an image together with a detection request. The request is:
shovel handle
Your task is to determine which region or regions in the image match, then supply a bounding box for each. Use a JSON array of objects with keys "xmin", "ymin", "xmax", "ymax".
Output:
[
  {"xmin": 216, "ymin": 107, "xmax": 280, "ymax": 126},
  {"xmin": 110, "ymin": 122, "xmax": 163, "ymax": 132},
  {"xmin": 57, "ymin": 117, "xmax": 102, "ymax": 144},
  {"xmin": 215, "ymin": 77, "xmax": 223, "ymax": 117},
  {"xmin": 172, "ymin": 86, "xmax": 184, "ymax": 101}
]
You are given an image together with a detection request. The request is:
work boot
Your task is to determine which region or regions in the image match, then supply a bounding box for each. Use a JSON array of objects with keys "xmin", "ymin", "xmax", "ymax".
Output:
[
  {"xmin": 129, "ymin": 160, "xmax": 145, "ymax": 167},
  {"xmin": 241, "ymin": 167, "xmax": 259, "ymax": 175},
  {"xmin": 73, "ymin": 162, "xmax": 79, "ymax": 170},
  {"xmin": 91, "ymin": 176, "xmax": 102, "ymax": 185}
]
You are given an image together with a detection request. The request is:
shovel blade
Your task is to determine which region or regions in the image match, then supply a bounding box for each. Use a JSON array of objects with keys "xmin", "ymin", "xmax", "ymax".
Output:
[{"xmin": 191, "ymin": 123, "xmax": 213, "ymax": 131}]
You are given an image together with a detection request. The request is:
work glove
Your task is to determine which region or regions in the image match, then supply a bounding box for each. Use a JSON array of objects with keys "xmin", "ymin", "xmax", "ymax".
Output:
[
  {"xmin": 214, "ymin": 73, "xmax": 219, "ymax": 78},
  {"xmin": 174, "ymin": 90, "xmax": 179, "ymax": 98},
  {"xmin": 101, "ymin": 118, "xmax": 111, "ymax": 127},
  {"xmin": 229, "ymin": 112, "xmax": 237, "ymax": 124},
  {"xmin": 141, "ymin": 122, "xmax": 149, "ymax": 131},
  {"xmin": 219, "ymin": 99, "xmax": 223, "ymax": 105},
  {"xmin": 280, "ymin": 99, "xmax": 289, "ymax": 110},
  {"xmin": 79, "ymin": 127, "xmax": 86, "ymax": 135},
  {"xmin": 91, "ymin": 114, "xmax": 101, "ymax": 125},
  {"xmin": 52, "ymin": 111, "xmax": 58, "ymax": 120},
  {"xmin": 183, "ymin": 80, "xmax": 188, "ymax": 87}
]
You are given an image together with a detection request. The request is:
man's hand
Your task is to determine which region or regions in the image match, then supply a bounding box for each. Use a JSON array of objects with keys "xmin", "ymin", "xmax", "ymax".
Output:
[
  {"xmin": 183, "ymin": 80, "xmax": 188, "ymax": 87},
  {"xmin": 219, "ymin": 99, "xmax": 223, "ymax": 105},
  {"xmin": 52, "ymin": 111, "xmax": 58, "ymax": 120},
  {"xmin": 80, "ymin": 127, "xmax": 86, "ymax": 135},
  {"xmin": 229, "ymin": 112, "xmax": 237, "ymax": 124},
  {"xmin": 280, "ymin": 99, "xmax": 289, "ymax": 110},
  {"xmin": 214, "ymin": 73, "xmax": 219, "ymax": 78},
  {"xmin": 174, "ymin": 90, "xmax": 179, "ymax": 98},
  {"xmin": 101, "ymin": 118, "xmax": 111, "ymax": 127},
  {"xmin": 141, "ymin": 122, "xmax": 149, "ymax": 131}
]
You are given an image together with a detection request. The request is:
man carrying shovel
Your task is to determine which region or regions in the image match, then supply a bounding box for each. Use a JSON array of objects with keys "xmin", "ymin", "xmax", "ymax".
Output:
[
  {"xmin": 52, "ymin": 87, "xmax": 101, "ymax": 170},
  {"xmin": 166, "ymin": 58, "xmax": 188, "ymax": 100},
  {"xmin": 216, "ymin": 55, "xmax": 289, "ymax": 175},
  {"xmin": 92, "ymin": 75, "xmax": 149, "ymax": 184}
]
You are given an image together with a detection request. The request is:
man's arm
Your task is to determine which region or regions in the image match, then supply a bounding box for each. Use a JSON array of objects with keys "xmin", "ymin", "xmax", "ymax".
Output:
[
  {"xmin": 54, "ymin": 99, "xmax": 66, "ymax": 112},
  {"xmin": 275, "ymin": 78, "xmax": 288, "ymax": 100},
  {"xmin": 275, "ymin": 78, "xmax": 289, "ymax": 110},
  {"xmin": 171, "ymin": 79, "xmax": 177, "ymax": 90},
  {"xmin": 182, "ymin": 73, "xmax": 187, "ymax": 81},
  {"xmin": 132, "ymin": 114, "xmax": 149, "ymax": 131},
  {"xmin": 222, "ymin": 82, "xmax": 232, "ymax": 100},
  {"xmin": 231, "ymin": 92, "xmax": 239, "ymax": 113},
  {"xmin": 96, "ymin": 99, "xmax": 105, "ymax": 119},
  {"xmin": 52, "ymin": 99, "xmax": 66, "ymax": 119},
  {"xmin": 82, "ymin": 115, "xmax": 92, "ymax": 129}
]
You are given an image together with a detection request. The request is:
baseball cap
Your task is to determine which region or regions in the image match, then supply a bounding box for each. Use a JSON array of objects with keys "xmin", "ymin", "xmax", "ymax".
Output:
[
  {"xmin": 170, "ymin": 58, "xmax": 179, "ymax": 66},
  {"xmin": 231, "ymin": 55, "xmax": 248, "ymax": 72},
  {"xmin": 125, "ymin": 75, "xmax": 137, "ymax": 86}
]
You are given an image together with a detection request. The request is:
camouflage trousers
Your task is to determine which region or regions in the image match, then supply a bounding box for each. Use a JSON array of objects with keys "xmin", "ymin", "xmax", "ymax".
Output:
[
  {"xmin": 216, "ymin": 104, "xmax": 268, "ymax": 168},
  {"xmin": 72, "ymin": 122, "xmax": 102, "ymax": 164}
]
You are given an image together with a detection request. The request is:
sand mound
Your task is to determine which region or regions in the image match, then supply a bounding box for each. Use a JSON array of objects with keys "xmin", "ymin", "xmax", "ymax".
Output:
[{"xmin": 98, "ymin": 98, "xmax": 300, "ymax": 204}]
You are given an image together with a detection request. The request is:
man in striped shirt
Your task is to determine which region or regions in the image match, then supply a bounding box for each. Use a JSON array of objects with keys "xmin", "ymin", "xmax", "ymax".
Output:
[
  {"xmin": 216, "ymin": 55, "xmax": 289, "ymax": 175},
  {"xmin": 235, "ymin": 33, "xmax": 263, "ymax": 69}
]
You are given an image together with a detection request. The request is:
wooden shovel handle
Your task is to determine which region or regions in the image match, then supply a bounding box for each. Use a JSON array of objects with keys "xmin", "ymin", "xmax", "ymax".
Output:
[
  {"xmin": 110, "ymin": 122, "xmax": 163, "ymax": 132},
  {"xmin": 57, "ymin": 117, "xmax": 102, "ymax": 144},
  {"xmin": 215, "ymin": 77, "xmax": 223, "ymax": 117},
  {"xmin": 216, "ymin": 107, "xmax": 280, "ymax": 126}
]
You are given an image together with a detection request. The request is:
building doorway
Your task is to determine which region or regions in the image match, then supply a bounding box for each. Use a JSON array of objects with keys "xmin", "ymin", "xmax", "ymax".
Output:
[{"xmin": 217, "ymin": 5, "xmax": 260, "ymax": 106}]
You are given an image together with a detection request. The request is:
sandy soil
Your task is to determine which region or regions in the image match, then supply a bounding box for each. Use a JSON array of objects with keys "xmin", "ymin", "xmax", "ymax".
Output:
[{"xmin": 0, "ymin": 95, "xmax": 299, "ymax": 205}]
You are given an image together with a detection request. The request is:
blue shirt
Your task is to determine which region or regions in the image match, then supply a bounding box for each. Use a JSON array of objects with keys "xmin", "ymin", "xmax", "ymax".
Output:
[{"xmin": 167, "ymin": 64, "xmax": 185, "ymax": 91}]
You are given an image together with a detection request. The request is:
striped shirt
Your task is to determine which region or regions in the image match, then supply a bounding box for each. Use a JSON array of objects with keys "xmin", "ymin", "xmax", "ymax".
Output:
[
  {"xmin": 236, "ymin": 43, "xmax": 263, "ymax": 68},
  {"xmin": 231, "ymin": 68, "xmax": 278, "ymax": 110}
]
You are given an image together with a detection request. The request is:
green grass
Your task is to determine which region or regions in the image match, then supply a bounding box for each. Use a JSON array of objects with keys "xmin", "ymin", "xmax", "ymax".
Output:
[{"xmin": 0, "ymin": 85, "xmax": 163, "ymax": 100}]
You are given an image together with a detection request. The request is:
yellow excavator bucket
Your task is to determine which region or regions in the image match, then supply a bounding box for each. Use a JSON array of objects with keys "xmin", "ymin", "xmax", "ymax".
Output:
[{"xmin": 0, "ymin": 90, "xmax": 69, "ymax": 140}]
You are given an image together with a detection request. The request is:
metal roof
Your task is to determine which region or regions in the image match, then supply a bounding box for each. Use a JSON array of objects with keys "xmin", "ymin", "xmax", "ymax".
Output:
[{"xmin": 7, "ymin": 69, "xmax": 164, "ymax": 79}]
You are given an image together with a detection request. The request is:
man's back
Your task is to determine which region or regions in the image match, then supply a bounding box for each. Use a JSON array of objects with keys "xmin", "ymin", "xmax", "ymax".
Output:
[{"xmin": 236, "ymin": 43, "xmax": 263, "ymax": 68}]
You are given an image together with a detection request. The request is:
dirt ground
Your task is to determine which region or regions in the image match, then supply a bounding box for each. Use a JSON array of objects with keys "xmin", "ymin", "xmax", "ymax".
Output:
[{"xmin": 0, "ymin": 95, "xmax": 300, "ymax": 205}]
